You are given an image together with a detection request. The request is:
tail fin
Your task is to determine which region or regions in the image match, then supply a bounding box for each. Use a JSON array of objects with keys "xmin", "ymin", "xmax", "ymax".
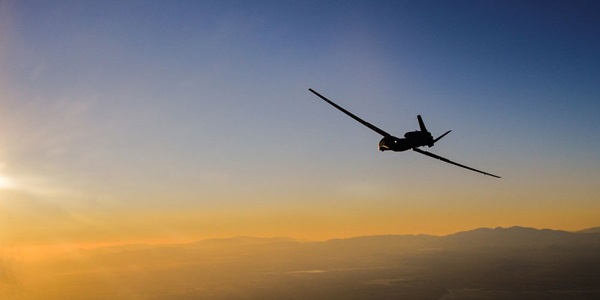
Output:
[
  {"xmin": 417, "ymin": 115, "xmax": 428, "ymax": 133},
  {"xmin": 433, "ymin": 130, "xmax": 451, "ymax": 144}
]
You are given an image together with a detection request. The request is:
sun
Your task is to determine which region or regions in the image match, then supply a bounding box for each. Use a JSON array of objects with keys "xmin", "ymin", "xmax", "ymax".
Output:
[{"xmin": 0, "ymin": 174, "xmax": 14, "ymax": 189}]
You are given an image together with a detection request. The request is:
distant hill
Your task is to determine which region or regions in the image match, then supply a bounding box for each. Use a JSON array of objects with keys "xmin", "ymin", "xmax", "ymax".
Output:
[
  {"xmin": 186, "ymin": 236, "xmax": 296, "ymax": 247},
  {"xmin": 312, "ymin": 226, "xmax": 599, "ymax": 251},
  {"xmin": 577, "ymin": 227, "xmax": 600, "ymax": 234},
  {"xmin": 436, "ymin": 226, "xmax": 587, "ymax": 248}
]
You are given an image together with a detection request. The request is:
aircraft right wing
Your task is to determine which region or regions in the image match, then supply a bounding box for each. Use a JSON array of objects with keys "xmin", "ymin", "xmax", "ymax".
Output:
[
  {"xmin": 308, "ymin": 88, "xmax": 391, "ymax": 137},
  {"xmin": 413, "ymin": 148, "xmax": 500, "ymax": 178}
]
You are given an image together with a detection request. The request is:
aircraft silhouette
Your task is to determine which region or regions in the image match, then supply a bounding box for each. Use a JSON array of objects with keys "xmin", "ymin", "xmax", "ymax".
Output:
[{"xmin": 308, "ymin": 88, "xmax": 500, "ymax": 178}]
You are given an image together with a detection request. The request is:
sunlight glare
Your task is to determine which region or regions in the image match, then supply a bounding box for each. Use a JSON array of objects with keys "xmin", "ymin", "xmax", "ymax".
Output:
[{"xmin": 0, "ymin": 174, "xmax": 15, "ymax": 189}]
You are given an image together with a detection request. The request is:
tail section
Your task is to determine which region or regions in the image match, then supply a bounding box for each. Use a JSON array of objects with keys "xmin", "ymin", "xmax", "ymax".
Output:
[
  {"xmin": 418, "ymin": 115, "xmax": 451, "ymax": 147},
  {"xmin": 417, "ymin": 115, "xmax": 428, "ymax": 133}
]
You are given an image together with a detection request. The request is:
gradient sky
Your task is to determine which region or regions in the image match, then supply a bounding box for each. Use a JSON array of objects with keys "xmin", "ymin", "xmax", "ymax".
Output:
[{"xmin": 1, "ymin": 0, "xmax": 599, "ymax": 249}]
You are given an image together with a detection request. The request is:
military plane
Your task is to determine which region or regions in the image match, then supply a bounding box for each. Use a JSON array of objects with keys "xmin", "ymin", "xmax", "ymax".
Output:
[{"xmin": 308, "ymin": 88, "xmax": 500, "ymax": 178}]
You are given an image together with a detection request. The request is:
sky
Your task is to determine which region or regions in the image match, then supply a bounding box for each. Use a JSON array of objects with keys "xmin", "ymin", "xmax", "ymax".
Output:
[{"xmin": 1, "ymin": 0, "xmax": 599, "ymax": 251}]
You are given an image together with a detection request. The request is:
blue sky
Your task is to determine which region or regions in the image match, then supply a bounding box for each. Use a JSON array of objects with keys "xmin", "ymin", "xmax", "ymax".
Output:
[{"xmin": 1, "ymin": 1, "xmax": 599, "ymax": 244}]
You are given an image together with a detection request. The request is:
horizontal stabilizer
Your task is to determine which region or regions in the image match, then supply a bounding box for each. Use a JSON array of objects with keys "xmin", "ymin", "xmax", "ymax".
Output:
[{"xmin": 433, "ymin": 130, "xmax": 451, "ymax": 144}]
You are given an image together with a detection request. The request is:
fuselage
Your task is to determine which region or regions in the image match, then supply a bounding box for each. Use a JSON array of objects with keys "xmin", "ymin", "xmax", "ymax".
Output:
[{"xmin": 378, "ymin": 131, "xmax": 433, "ymax": 151}]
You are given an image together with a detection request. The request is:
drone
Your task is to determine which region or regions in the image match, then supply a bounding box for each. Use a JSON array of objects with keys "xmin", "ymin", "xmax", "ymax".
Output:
[{"xmin": 308, "ymin": 88, "xmax": 500, "ymax": 178}]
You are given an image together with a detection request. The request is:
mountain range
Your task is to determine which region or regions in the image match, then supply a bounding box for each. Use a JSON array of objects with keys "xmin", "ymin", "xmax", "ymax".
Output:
[{"xmin": 14, "ymin": 226, "xmax": 600, "ymax": 299}]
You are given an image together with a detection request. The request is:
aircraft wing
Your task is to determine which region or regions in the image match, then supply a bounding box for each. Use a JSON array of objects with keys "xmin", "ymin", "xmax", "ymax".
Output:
[
  {"xmin": 309, "ymin": 88, "xmax": 391, "ymax": 137},
  {"xmin": 412, "ymin": 148, "xmax": 500, "ymax": 178}
]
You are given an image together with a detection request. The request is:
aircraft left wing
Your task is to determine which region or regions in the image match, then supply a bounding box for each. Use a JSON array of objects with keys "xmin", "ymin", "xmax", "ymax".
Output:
[
  {"xmin": 412, "ymin": 148, "xmax": 500, "ymax": 178},
  {"xmin": 309, "ymin": 88, "xmax": 391, "ymax": 137}
]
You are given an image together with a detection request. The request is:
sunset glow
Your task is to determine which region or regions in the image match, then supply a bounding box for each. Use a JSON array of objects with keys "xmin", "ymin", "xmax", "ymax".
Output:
[{"xmin": 0, "ymin": 1, "xmax": 599, "ymax": 298}]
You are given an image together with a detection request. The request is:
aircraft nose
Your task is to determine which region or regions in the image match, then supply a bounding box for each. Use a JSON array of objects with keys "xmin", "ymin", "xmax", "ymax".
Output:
[{"xmin": 379, "ymin": 137, "xmax": 391, "ymax": 151}]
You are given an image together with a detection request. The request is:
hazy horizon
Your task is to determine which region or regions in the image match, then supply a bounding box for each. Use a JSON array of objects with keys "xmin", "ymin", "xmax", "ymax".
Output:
[
  {"xmin": 2, "ymin": 224, "xmax": 598, "ymax": 262},
  {"xmin": 3, "ymin": 225, "xmax": 599, "ymax": 299}
]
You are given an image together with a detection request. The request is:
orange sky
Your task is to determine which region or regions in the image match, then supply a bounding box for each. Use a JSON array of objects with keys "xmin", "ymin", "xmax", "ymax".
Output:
[{"xmin": 1, "ymin": 1, "xmax": 599, "ymax": 261}]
